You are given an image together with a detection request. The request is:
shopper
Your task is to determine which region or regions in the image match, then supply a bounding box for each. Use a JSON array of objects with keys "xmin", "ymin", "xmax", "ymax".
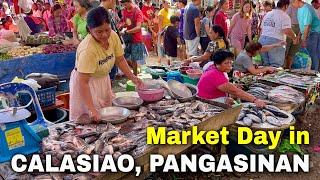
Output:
[
  {"xmin": 120, "ymin": 0, "xmax": 147, "ymax": 75},
  {"xmin": 229, "ymin": 0, "xmax": 253, "ymax": 56},
  {"xmin": 200, "ymin": 6, "xmax": 215, "ymax": 51},
  {"xmin": 183, "ymin": 25, "xmax": 229, "ymax": 67},
  {"xmin": 73, "ymin": 0, "xmax": 92, "ymax": 45},
  {"xmin": 292, "ymin": 0, "xmax": 320, "ymax": 71},
  {"xmin": 184, "ymin": 0, "xmax": 201, "ymax": 58},
  {"xmin": 213, "ymin": 0, "xmax": 229, "ymax": 36},
  {"xmin": 311, "ymin": 0, "xmax": 320, "ymax": 18},
  {"xmin": 157, "ymin": 0, "xmax": 171, "ymax": 63},
  {"xmin": 259, "ymin": 0, "xmax": 298, "ymax": 67},
  {"xmin": 285, "ymin": 5, "xmax": 300, "ymax": 69},
  {"xmin": 163, "ymin": 15, "xmax": 181, "ymax": 64},
  {"xmin": 69, "ymin": 7, "xmax": 142, "ymax": 123},
  {"xmin": 141, "ymin": 0, "xmax": 154, "ymax": 25},
  {"xmin": 48, "ymin": 4, "xmax": 69, "ymax": 37}
]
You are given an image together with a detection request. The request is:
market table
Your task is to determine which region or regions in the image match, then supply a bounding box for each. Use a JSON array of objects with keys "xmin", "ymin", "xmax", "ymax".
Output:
[{"xmin": 0, "ymin": 51, "xmax": 76, "ymax": 84}]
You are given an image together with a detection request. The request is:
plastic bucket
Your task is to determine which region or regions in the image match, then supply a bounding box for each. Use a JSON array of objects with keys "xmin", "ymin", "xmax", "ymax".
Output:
[
  {"xmin": 167, "ymin": 71, "xmax": 183, "ymax": 82},
  {"xmin": 27, "ymin": 108, "xmax": 68, "ymax": 124}
]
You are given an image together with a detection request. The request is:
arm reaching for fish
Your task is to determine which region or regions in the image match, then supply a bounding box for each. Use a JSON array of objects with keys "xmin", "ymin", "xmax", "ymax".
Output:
[{"xmin": 218, "ymin": 83, "xmax": 266, "ymax": 107}]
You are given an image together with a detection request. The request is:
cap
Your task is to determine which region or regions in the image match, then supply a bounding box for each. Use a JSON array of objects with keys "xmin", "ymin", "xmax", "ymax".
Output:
[{"xmin": 120, "ymin": 0, "xmax": 131, "ymax": 3}]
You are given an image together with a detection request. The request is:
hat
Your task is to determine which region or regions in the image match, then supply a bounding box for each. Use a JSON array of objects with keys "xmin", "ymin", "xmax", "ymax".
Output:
[{"xmin": 120, "ymin": 0, "xmax": 131, "ymax": 3}]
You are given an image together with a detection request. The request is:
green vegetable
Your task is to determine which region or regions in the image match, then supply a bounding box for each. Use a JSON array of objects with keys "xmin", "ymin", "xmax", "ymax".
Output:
[{"xmin": 0, "ymin": 53, "xmax": 13, "ymax": 61}]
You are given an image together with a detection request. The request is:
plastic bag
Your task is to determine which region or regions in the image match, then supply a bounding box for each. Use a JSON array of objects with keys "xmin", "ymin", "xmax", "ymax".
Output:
[{"xmin": 292, "ymin": 48, "xmax": 312, "ymax": 70}]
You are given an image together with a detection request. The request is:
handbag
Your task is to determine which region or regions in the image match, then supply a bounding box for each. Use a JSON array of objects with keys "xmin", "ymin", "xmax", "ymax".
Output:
[{"xmin": 292, "ymin": 48, "xmax": 312, "ymax": 70}]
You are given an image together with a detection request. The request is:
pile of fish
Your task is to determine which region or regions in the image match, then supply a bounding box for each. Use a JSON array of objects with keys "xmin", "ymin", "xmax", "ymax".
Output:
[
  {"xmin": 236, "ymin": 103, "xmax": 293, "ymax": 129},
  {"xmin": 42, "ymin": 122, "xmax": 137, "ymax": 161},
  {"xmin": 268, "ymin": 85, "xmax": 305, "ymax": 104},
  {"xmin": 247, "ymin": 83, "xmax": 273, "ymax": 100},
  {"xmin": 123, "ymin": 100, "xmax": 225, "ymax": 156},
  {"xmin": 246, "ymin": 83, "xmax": 305, "ymax": 105},
  {"xmin": 129, "ymin": 100, "xmax": 225, "ymax": 130}
]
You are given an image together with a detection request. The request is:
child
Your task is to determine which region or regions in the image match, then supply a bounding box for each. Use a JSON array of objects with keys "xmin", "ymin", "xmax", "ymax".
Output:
[
  {"xmin": 163, "ymin": 15, "xmax": 181, "ymax": 65},
  {"xmin": 149, "ymin": 8, "xmax": 160, "ymax": 54}
]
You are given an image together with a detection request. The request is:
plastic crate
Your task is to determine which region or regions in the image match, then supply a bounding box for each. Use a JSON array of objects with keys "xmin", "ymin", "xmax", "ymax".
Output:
[{"xmin": 18, "ymin": 87, "xmax": 56, "ymax": 111}]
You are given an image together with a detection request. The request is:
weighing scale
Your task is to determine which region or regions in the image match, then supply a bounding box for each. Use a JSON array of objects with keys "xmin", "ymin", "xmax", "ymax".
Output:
[{"xmin": 0, "ymin": 83, "xmax": 48, "ymax": 163}]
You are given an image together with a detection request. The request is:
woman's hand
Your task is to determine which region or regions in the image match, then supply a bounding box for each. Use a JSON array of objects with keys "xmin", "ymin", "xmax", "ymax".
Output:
[
  {"xmin": 133, "ymin": 78, "xmax": 145, "ymax": 90},
  {"xmin": 266, "ymin": 67, "xmax": 276, "ymax": 73},
  {"xmin": 254, "ymin": 99, "xmax": 266, "ymax": 108}
]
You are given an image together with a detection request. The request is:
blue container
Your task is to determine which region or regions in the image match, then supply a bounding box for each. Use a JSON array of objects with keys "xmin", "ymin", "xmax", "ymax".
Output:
[
  {"xmin": 19, "ymin": 87, "xmax": 56, "ymax": 111},
  {"xmin": 166, "ymin": 71, "xmax": 183, "ymax": 82}
]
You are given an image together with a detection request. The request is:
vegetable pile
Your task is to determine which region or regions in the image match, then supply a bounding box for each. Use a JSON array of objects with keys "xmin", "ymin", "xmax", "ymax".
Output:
[
  {"xmin": 7, "ymin": 46, "xmax": 43, "ymax": 58},
  {"xmin": 0, "ymin": 53, "xmax": 13, "ymax": 61},
  {"xmin": 42, "ymin": 44, "xmax": 77, "ymax": 54}
]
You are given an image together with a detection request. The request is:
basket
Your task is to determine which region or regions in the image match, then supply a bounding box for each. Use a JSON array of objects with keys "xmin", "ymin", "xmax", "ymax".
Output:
[{"xmin": 18, "ymin": 87, "xmax": 56, "ymax": 111}]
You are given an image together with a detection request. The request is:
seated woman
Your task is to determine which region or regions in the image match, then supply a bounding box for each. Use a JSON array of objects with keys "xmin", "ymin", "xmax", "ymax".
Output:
[
  {"xmin": 233, "ymin": 42, "xmax": 284, "ymax": 76},
  {"xmin": 48, "ymin": 4, "xmax": 70, "ymax": 37},
  {"xmin": 183, "ymin": 25, "xmax": 228, "ymax": 67},
  {"xmin": 197, "ymin": 50, "xmax": 265, "ymax": 107}
]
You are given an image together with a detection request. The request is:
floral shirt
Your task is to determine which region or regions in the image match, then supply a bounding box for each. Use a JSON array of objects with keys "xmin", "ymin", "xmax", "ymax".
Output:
[
  {"xmin": 205, "ymin": 38, "xmax": 226, "ymax": 54},
  {"xmin": 48, "ymin": 15, "xmax": 69, "ymax": 37},
  {"xmin": 251, "ymin": 12, "xmax": 260, "ymax": 36}
]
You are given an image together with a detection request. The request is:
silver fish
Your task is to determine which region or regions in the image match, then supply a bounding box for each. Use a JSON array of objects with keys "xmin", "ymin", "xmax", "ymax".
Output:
[
  {"xmin": 266, "ymin": 116, "xmax": 282, "ymax": 127},
  {"xmin": 246, "ymin": 114, "xmax": 262, "ymax": 123},
  {"xmin": 243, "ymin": 117, "xmax": 253, "ymax": 126}
]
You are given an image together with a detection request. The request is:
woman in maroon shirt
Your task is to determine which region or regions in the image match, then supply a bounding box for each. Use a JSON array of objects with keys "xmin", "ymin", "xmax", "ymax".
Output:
[{"xmin": 213, "ymin": 0, "xmax": 229, "ymax": 36}]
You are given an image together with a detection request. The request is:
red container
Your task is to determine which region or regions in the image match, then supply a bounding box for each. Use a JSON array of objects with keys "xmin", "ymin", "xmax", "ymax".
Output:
[{"xmin": 186, "ymin": 69, "xmax": 203, "ymax": 79}]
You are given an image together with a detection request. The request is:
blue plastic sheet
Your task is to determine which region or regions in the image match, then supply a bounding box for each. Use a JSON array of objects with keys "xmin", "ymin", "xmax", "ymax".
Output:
[{"xmin": 0, "ymin": 52, "xmax": 76, "ymax": 83}]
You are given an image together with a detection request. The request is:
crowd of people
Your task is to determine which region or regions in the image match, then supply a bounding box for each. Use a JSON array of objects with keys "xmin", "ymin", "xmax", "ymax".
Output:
[{"xmin": 0, "ymin": 0, "xmax": 320, "ymax": 119}]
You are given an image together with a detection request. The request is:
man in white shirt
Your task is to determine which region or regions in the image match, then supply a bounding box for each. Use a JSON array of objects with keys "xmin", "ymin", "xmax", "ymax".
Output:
[
  {"xmin": 312, "ymin": 0, "xmax": 320, "ymax": 19},
  {"xmin": 258, "ymin": 0, "xmax": 298, "ymax": 67}
]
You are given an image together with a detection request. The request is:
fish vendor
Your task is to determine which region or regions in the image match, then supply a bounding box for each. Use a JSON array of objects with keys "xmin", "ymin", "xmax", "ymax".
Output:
[
  {"xmin": 69, "ymin": 7, "xmax": 143, "ymax": 123},
  {"xmin": 233, "ymin": 42, "xmax": 285, "ymax": 78},
  {"xmin": 197, "ymin": 50, "xmax": 266, "ymax": 107}
]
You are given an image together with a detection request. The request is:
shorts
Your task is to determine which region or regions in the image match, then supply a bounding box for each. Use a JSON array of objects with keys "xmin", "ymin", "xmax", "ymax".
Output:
[
  {"xmin": 285, "ymin": 24, "xmax": 300, "ymax": 57},
  {"xmin": 124, "ymin": 43, "xmax": 148, "ymax": 65},
  {"xmin": 258, "ymin": 35, "xmax": 285, "ymax": 67},
  {"xmin": 185, "ymin": 37, "xmax": 200, "ymax": 56}
]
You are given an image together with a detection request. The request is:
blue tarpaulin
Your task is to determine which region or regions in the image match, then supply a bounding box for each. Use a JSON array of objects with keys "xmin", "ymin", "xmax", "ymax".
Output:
[{"xmin": 0, "ymin": 52, "xmax": 76, "ymax": 84}]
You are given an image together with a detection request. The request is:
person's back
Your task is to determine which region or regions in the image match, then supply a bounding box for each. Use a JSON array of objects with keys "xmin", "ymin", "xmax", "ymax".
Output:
[
  {"xmin": 260, "ymin": 9, "xmax": 291, "ymax": 41},
  {"xmin": 183, "ymin": 2, "xmax": 199, "ymax": 40},
  {"xmin": 164, "ymin": 25, "xmax": 179, "ymax": 57}
]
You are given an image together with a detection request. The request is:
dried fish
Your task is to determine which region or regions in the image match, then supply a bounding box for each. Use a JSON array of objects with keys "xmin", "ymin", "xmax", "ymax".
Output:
[
  {"xmin": 94, "ymin": 140, "xmax": 104, "ymax": 154},
  {"xmin": 246, "ymin": 114, "xmax": 261, "ymax": 123}
]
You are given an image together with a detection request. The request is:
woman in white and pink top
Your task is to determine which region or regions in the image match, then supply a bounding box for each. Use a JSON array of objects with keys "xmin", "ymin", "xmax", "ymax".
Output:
[{"xmin": 229, "ymin": 0, "xmax": 253, "ymax": 56}]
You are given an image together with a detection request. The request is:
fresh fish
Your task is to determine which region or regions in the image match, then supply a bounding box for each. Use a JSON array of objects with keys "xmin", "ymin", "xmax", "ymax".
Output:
[
  {"xmin": 94, "ymin": 140, "xmax": 104, "ymax": 154},
  {"xmin": 243, "ymin": 117, "xmax": 253, "ymax": 126},
  {"xmin": 100, "ymin": 131, "xmax": 118, "ymax": 142},
  {"xmin": 198, "ymin": 103, "xmax": 208, "ymax": 112},
  {"xmin": 83, "ymin": 145, "xmax": 95, "ymax": 155},
  {"xmin": 265, "ymin": 105, "xmax": 289, "ymax": 118},
  {"xmin": 266, "ymin": 116, "xmax": 282, "ymax": 127},
  {"xmin": 187, "ymin": 112, "xmax": 207, "ymax": 119},
  {"xmin": 113, "ymin": 151, "xmax": 122, "ymax": 160},
  {"xmin": 85, "ymin": 136, "xmax": 98, "ymax": 144},
  {"xmin": 111, "ymin": 136, "xmax": 127, "ymax": 144},
  {"xmin": 101, "ymin": 145, "xmax": 114, "ymax": 155},
  {"xmin": 72, "ymin": 137, "xmax": 86, "ymax": 149},
  {"xmin": 119, "ymin": 144, "xmax": 137, "ymax": 154},
  {"xmin": 77, "ymin": 131, "xmax": 98, "ymax": 139},
  {"xmin": 173, "ymin": 108, "xmax": 185, "ymax": 117},
  {"xmin": 246, "ymin": 114, "xmax": 262, "ymax": 123}
]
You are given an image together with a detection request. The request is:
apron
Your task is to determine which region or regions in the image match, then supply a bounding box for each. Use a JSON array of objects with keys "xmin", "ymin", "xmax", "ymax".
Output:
[{"xmin": 69, "ymin": 70, "xmax": 115, "ymax": 123}]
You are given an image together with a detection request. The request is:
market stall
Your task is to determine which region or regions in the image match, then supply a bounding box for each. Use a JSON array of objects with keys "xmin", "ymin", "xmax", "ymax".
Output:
[{"xmin": 0, "ymin": 49, "xmax": 76, "ymax": 84}]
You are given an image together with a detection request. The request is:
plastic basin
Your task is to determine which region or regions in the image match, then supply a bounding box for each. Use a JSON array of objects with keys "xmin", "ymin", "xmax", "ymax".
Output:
[{"xmin": 137, "ymin": 88, "xmax": 164, "ymax": 102}]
